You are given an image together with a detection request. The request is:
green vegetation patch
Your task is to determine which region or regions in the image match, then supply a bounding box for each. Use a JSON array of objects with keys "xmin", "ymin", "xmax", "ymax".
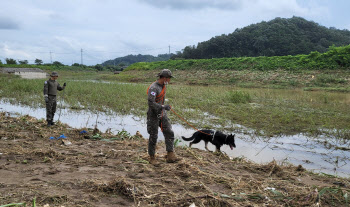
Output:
[
  {"xmin": 126, "ymin": 45, "xmax": 350, "ymax": 72},
  {"xmin": 3, "ymin": 71, "xmax": 349, "ymax": 138}
]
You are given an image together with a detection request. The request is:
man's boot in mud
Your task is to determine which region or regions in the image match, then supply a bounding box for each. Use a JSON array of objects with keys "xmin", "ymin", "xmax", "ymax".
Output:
[
  {"xmin": 166, "ymin": 151, "xmax": 181, "ymax": 163},
  {"xmin": 50, "ymin": 121, "xmax": 55, "ymax": 126},
  {"xmin": 149, "ymin": 155, "xmax": 159, "ymax": 165}
]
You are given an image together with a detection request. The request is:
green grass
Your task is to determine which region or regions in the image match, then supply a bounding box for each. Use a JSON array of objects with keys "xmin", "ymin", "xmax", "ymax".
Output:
[
  {"xmin": 227, "ymin": 91, "xmax": 252, "ymax": 104},
  {"xmin": 112, "ymin": 68, "xmax": 350, "ymax": 92},
  {"xmin": 117, "ymin": 45, "xmax": 350, "ymax": 91},
  {"xmin": 1, "ymin": 71, "xmax": 349, "ymax": 139},
  {"xmin": 126, "ymin": 45, "xmax": 350, "ymax": 72}
]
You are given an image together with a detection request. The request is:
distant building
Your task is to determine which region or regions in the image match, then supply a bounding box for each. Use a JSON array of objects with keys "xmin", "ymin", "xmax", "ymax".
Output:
[{"xmin": 0, "ymin": 68, "xmax": 47, "ymax": 79}]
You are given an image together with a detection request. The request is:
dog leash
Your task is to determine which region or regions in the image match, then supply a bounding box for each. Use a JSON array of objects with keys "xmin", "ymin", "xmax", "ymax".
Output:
[
  {"xmin": 160, "ymin": 83, "xmax": 211, "ymax": 136},
  {"xmin": 170, "ymin": 107, "xmax": 212, "ymax": 136},
  {"xmin": 58, "ymin": 86, "xmax": 65, "ymax": 122}
]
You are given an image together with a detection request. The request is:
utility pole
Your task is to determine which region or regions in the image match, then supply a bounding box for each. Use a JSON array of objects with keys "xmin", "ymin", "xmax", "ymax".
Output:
[
  {"xmin": 81, "ymin": 48, "xmax": 83, "ymax": 66},
  {"xmin": 168, "ymin": 45, "xmax": 170, "ymax": 54},
  {"xmin": 50, "ymin": 51, "xmax": 52, "ymax": 64}
]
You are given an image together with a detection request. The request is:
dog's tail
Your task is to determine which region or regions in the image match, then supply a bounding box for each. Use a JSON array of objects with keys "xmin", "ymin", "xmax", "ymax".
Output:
[{"xmin": 181, "ymin": 135, "xmax": 195, "ymax": 141}]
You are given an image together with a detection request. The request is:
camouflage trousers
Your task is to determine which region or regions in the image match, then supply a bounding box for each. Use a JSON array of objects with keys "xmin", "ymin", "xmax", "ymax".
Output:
[
  {"xmin": 46, "ymin": 95, "xmax": 57, "ymax": 122},
  {"xmin": 147, "ymin": 112, "xmax": 174, "ymax": 156}
]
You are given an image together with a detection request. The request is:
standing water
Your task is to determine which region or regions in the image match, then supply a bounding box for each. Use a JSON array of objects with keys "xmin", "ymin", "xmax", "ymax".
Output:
[{"xmin": 1, "ymin": 99, "xmax": 350, "ymax": 177}]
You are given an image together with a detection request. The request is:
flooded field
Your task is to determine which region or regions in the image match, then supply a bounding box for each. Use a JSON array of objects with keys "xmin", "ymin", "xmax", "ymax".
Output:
[{"xmin": 1, "ymin": 99, "xmax": 350, "ymax": 177}]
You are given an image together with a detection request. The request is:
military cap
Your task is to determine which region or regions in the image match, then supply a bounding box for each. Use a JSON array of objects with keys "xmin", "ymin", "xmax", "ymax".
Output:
[
  {"xmin": 157, "ymin": 69, "xmax": 173, "ymax": 78},
  {"xmin": 50, "ymin": 71, "xmax": 59, "ymax": 77}
]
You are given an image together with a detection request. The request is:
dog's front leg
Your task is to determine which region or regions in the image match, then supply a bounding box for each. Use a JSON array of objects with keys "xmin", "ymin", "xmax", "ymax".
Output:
[{"xmin": 215, "ymin": 146, "xmax": 221, "ymax": 153}]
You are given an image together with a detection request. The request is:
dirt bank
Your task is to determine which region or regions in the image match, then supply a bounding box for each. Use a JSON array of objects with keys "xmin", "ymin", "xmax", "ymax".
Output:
[{"xmin": 0, "ymin": 112, "xmax": 349, "ymax": 206}]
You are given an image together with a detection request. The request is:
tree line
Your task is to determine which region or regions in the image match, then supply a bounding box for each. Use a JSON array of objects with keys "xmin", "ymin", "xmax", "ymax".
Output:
[
  {"xmin": 171, "ymin": 16, "xmax": 350, "ymax": 59},
  {"xmin": 1, "ymin": 58, "xmax": 44, "ymax": 65},
  {"xmin": 0, "ymin": 58, "xmax": 123, "ymax": 71},
  {"xmin": 102, "ymin": 53, "xmax": 174, "ymax": 66},
  {"xmin": 1, "ymin": 53, "xmax": 174, "ymax": 71}
]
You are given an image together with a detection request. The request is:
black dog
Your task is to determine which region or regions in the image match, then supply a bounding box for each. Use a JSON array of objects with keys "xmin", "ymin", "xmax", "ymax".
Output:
[{"xmin": 182, "ymin": 130, "xmax": 236, "ymax": 152}]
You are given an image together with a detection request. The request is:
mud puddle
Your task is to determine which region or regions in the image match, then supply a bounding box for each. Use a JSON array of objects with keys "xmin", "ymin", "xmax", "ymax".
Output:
[{"xmin": 1, "ymin": 99, "xmax": 350, "ymax": 177}]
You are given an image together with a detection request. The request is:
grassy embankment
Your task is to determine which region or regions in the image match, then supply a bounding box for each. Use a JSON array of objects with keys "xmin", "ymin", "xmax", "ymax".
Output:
[{"xmin": 115, "ymin": 45, "xmax": 350, "ymax": 90}]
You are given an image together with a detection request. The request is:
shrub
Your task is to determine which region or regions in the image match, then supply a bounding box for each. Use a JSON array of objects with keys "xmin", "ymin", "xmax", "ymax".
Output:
[{"xmin": 228, "ymin": 91, "xmax": 252, "ymax": 104}]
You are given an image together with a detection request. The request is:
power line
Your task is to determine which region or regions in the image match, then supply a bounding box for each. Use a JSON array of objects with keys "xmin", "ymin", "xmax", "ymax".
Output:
[
  {"xmin": 7, "ymin": 47, "xmax": 170, "ymax": 57},
  {"xmin": 54, "ymin": 52, "xmax": 76, "ymax": 54}
]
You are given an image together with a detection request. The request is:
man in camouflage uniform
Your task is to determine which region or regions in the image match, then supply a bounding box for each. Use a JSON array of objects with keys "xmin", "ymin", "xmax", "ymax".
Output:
[
  {"xmin": 147, "ymin": 69, "xmax": 180, "ymax": 165},
  {"xmin": 43, "ymin": 71, "xmax": 66, "ymax": 126}
]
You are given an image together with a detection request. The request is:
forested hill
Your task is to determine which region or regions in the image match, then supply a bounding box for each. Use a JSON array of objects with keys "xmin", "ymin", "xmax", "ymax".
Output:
[
  {"xmin": 172, "ymin": 16, "xmax": 350, "ymax": 59},
  {"xmin": 102, "ymin": 53, "xmax": 173, "ymax": 66}
]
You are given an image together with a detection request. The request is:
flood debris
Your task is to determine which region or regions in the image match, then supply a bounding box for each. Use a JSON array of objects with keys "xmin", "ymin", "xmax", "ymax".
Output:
[
  {"xmin": 0, "ymin": 112, "xmax": 350, "ymax": 206},
  {"xmin": 61, "ymin": 139, "xmax": 72, "ymax": 146}
]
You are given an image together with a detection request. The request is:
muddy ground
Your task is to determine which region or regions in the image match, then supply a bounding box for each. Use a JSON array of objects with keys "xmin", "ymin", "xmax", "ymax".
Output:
[{"xmin": 0, "ymin": 112, "xmax": 349, "ymax": 207}]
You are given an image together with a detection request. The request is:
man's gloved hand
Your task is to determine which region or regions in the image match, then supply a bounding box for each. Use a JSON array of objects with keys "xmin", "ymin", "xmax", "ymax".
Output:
[
  {"xmin": 63, "ymin": 82, "xmax": 66, "ymax": 87},
  {"xmin": 44, "ymin": 96, "xmax": 49, "ymax": 103},
  {"xmin": 163, "ymin": 104, "xmax": 171, "ymax": 111}
]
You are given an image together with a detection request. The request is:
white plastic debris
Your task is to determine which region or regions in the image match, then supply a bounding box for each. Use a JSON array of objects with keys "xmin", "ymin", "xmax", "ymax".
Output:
[
  {"xmin": 61, "ymin": 139, "xmax": 72, "ymax": 146},
  {"xmin": 264, "ymin": 187, "xmax": 276, "ymax": 191}
]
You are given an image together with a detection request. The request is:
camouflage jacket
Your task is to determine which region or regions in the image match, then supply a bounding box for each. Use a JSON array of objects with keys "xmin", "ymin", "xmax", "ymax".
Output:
[
  {"xmin": 147, "ymin": 81, "xmax": 166, "ymax": 116},
  {"xmin": 43, "ymin": 79, "xmax": 65, "ymax": 96}
]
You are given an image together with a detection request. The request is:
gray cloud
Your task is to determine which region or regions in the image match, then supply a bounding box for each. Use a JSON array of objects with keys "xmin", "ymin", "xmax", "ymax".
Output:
[
  {"xmin": 0, "ymin": 0, "xmax": 347, "ymax": 65},
  {"xmin": 138, "ymin": 0, "xmax": 243, "ymax": 10},
  {"xmin": 0, "ymin": 16, "xmax": 20, "ymax": 30}
]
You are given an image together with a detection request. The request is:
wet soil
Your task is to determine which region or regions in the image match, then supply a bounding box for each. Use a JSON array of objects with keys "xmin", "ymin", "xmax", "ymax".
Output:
[{"xmin": 0, "ymin": 112, "xmax": 349, "ymax": 207}]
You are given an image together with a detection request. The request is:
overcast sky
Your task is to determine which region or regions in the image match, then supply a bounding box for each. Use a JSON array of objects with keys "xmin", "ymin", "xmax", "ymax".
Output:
[{"xmin": 0, "ymin": 0, "xmax": 349, "ymax": 66}]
